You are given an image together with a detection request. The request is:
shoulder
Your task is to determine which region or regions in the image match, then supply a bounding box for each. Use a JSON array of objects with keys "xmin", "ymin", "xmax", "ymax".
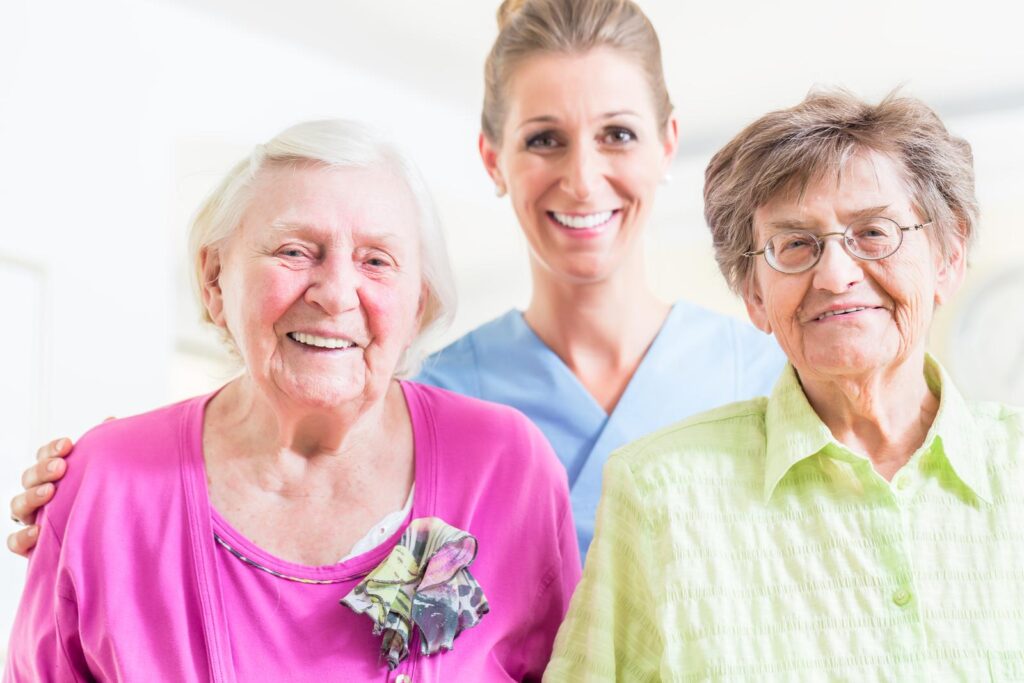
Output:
[
  {"xmin": 967, "ymin": 399, "xmax": 1024, "ymax": 450},
  {"xmin": 404, "ymin": 380, "xmax": 566, "ymax": 484},
  {"xmin": 72, "ymin": 396, "xmax": 201, "ymax": 466},
  {"xmin": 669, "ymin": 299, "xmax": 785, "ymax": 397},
  {"xmin": 417, "ymin": 312, "xmax": 521, "ymax": 396},
  {"xmin": 609, "ymin": 397, "xmax": 770, "ymax": 491},
  {"xmin": 42, "ymin": 396, "xmax": 206, "ymax": 531},
  {"xmin": 969, "ymin": 399, "xmax": 1023, "ymax": 425}
]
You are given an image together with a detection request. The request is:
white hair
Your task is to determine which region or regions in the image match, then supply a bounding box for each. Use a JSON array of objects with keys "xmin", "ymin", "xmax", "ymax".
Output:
[{"xmin": 189, "ymin": 119, "xmax": 456, "ymax": 378}]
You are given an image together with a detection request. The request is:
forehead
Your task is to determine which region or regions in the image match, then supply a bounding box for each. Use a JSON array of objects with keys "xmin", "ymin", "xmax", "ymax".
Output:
[
  {"xmin": 504, "ymin": 48, "xmax": 658, "ymax": 125},
  {"xmin": 753, "ymin": 151, "xmax": 915, "ymax": 229},
  {"xmin": 242, "ymin": 162, "xmax": 420, "ymax": 240}
]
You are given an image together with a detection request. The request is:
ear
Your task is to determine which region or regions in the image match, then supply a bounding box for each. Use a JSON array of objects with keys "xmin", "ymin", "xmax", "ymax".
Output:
[
  {"xmin": 200, "ymin": 246, "xmax": 227, "ymax": 327},
  {"xmin": 478, "ymin": 132, "xmax": 506, "ymax": 195},
  {"xmin": 660, "ymin": 113, "xmax": 680, "ymax": 172},
  {"xmin": 415, "ymin": 282, "xmax": 429, "ymax": 330},
  {"xmin": 741, "ymin": 272, "xmax": 773, "ymax": 335},
  {"xmin": 934, "ymin": 230, "xmax": 967, "ymax": 306}
]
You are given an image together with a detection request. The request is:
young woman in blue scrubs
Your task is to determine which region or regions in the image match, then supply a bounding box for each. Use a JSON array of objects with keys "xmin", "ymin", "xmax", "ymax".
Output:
[{"xmin": 9, "ymin": 0, "xmax": 784, "ymax": 559}]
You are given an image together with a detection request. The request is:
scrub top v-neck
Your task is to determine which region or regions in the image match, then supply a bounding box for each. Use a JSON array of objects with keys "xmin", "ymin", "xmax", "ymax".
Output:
[{"xmin": 417, "ymin": 300, "xmax": 786, "ymax": 557}]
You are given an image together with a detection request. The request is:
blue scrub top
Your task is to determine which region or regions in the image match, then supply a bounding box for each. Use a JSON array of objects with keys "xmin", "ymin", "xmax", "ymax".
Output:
[{"xmin": 416, "ymin": 300, "xmax": 786, "ymax": 558}]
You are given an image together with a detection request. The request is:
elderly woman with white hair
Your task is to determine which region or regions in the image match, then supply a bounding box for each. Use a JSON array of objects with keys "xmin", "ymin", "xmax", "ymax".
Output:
[
  {"xmin": 6, "ymin": 120, "xmax": 580, "ymax": 681},
  {"xmin": 546, "ymin": 91, "xmax": 1024, "ymax": 680}
]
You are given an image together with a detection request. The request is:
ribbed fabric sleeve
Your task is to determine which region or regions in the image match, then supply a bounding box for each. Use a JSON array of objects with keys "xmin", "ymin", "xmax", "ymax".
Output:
[{"xmin": 545, "ymin": 452, "xmax": 664, "ymax": 681}]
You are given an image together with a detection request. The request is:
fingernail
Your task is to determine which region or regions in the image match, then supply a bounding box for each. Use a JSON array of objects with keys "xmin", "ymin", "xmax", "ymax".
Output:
[
  {"xmin": 54, "ymin": 439, "xmax": 68, "ymax": 454},
  {"xmin": 37, "ymin": 484, "xmax": 52, "ymax": 497},
  {"xmin": 27, "ymin": 526, "xmax": 38, "ymax": 538},
  {"xmin": 47, "ymin": 459, "xmax": 61, "ymax": 473}
]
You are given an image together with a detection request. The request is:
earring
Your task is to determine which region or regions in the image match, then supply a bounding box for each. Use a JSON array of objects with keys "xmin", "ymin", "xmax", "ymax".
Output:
[
  {"xmin": 495, "ymin": 184, "xmax": 506, "ymax": 197},
  {"xmin": 660, "ymin": 172, "xmax": 673, "ymax": 186}
]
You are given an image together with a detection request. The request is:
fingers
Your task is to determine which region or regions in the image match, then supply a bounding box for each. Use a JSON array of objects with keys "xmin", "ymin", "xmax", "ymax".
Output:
[
  {"xmin": 21, "ymin": 455, "xmax": 67, "ymax": 490},
  {"xmin": 7, "ymin": 525, "xmax": 40, "ymax": 558},
  {"xmin": 11, "ymin": 483, "xmax": 55, "ymax": 527},
  {"xmin": 35, "ymin": 437, "xmax": 72, "ymax": 462},
  {"xmin": 24, "ymin": 441, "xmax": 71, "ymax": 490}
]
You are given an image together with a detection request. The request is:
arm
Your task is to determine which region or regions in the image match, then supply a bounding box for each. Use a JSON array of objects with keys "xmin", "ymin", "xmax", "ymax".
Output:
[
  {"xmin": 543, "ymin": 454, "xmax": 664, "ymax": 682},
  {"xmin": 8, "ymin": 438, "xmax": 73, "ymax": 557},
  {"xmin": 4, "ymin": 514, "xmax": 90, "ymax": 681}
]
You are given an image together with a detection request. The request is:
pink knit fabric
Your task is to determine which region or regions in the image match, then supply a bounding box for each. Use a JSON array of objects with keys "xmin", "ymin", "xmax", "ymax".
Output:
[{"xmin": 6, "ymin": 382, "xmax": 580, "ymax": 682}]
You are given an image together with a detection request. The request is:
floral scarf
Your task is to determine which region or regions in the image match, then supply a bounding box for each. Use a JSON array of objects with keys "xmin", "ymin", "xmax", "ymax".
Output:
[{"xmin": 341, "ymin": 517, "xmax": 489, "ymax": 670}]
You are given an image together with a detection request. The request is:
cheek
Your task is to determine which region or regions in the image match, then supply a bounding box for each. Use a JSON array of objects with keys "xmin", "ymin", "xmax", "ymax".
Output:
[
  {"xmin": 509, "ymin": 159, "xmax": 552, "ymax": 203},
  {"xmin": 361, "ymin": 280, "xmax": 422, "ymax": 348},
  {"xmin": 875, "ymin": 258, "xmax": 935, "ymax": 316},
  {"xmin": 763, "ymin": 281, "xmax": 805, "ymax": 328},
  {"xmin": 225, "ymin": 267, "xmax": 307, "ymax": 340},
  {"xmin": 621, "ymin": 154, "xmax": 661, "ymax": 196}
]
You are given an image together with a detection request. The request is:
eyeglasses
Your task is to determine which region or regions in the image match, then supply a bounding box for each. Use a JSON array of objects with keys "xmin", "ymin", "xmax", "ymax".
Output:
[{"xmin": 744, "ymin": 216, "xmax": 933, "ymax": 274}]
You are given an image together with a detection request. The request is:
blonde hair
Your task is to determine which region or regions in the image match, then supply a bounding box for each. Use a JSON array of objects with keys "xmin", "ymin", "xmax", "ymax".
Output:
[
  {"xmin": 189, "ymin": 119, "xmax": 456, "ymax": 378},
  {"xmin": 704, "ymin": 89, "xmax": 978, "ymax": 294},
  {"xmin": 482, "ymin": 0, "xmax": 672, "ymax": 142}
]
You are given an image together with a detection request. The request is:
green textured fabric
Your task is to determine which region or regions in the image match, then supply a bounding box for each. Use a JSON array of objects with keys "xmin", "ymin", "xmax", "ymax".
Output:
[{"xmin": 545, "ymin": 357, "xmax": 1024, "ymax": 681}]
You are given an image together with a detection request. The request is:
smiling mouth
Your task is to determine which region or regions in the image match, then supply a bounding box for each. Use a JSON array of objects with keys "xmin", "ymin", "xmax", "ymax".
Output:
[
  {"xmin": 812, "ymin": 306, "xmax": 880, "ymax": 322},
  {"xmin": 287, "ymin": 332, "xmax": 357, "ymax": 350},
  {"xmin": 549, "ymin": 210, "xmax": 616, "ymax": 230}
]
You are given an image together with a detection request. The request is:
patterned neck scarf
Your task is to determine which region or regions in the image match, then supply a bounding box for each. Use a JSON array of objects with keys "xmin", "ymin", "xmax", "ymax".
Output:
[{"xmin": 341, "ymin": 517, "xmax": 489, "ymax": 670}]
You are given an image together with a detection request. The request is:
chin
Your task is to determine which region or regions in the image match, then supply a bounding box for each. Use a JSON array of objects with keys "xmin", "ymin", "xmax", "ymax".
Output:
[
  {"xmin": 280, "ymin": 374, "xmax": 368, "ymax": 410},
  {"xmin": 550, "ymin": 253, "xmax": 620, "ymax": 285},
  {"xmin": 800, "ymin": 342, "xmax": 901, "ymax": 378}
]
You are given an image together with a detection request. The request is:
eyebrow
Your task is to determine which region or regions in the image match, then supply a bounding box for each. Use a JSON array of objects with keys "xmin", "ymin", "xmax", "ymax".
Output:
[
  {"xmin": 764, "ymin": 205, "xmax": 893, "ymax": 233},
  {"xmin": 268, "ymin": 221, "xmax": 403, "ymax": 243},
  {"xmin": 515, "ymin": 110, "xmax": 641, "ymax": 132}
]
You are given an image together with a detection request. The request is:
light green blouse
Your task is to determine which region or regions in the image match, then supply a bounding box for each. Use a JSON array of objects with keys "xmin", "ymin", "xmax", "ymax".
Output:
[{"xmin": 545, "ymin": 357, "xmax": 1024, "ymax": 681}]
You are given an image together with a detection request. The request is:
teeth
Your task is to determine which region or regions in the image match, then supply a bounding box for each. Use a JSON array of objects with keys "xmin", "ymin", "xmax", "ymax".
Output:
[
  {"xmin": 551, "ymin": 210, "xmax": 614, "ymax": 229},
  {"xmin": 816, "ymin": 307, "xmax": 868, "ymax": 321},
  {"xmin": 288, "ymin": 332, "xmax": 355, "ymax": 349}
]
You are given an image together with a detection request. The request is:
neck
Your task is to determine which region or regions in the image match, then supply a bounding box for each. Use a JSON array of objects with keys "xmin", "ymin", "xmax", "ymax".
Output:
[
  {"xmin": 218, "ymin": 375, "xmax": 392, "ymax": 456},
  {"xmin": 523, "ymin": 252, "xmax": 669, "ymax": 413},
  {"xmin": 798, "ymin": 351, "xmax": 937, "ymax": 480},
  {"xmin": 202, "ymin": 376, "xmax": 415, "ymax": 565},
  {"xmin": 524, "ymin": 251, "xmax": 667, "ymax": 365}
]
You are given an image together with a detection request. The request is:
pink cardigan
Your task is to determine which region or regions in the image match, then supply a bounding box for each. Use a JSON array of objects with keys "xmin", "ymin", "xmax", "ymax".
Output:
[{"xmin": 6, "ymin": 382, "xmax": 581, "ymax": 682}]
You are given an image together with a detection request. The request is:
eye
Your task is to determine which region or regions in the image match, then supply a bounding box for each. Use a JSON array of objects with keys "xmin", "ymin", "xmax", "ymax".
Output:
[
  {"xmin": 360, "ymin": 250, "xmax": 396, "ymax": 270},
  {"xmin": 850, "ymin": 217, "xmax": 898, "ymax": 241},
  {"xmin": 525, "ymin": 131, "xmax": 562, "ymax": 151},
  {"xmin": 774, "ymin": 233, "xmax": 815, "ymax": 252},
  {"xmin": 601, "ymin": 127, "xmax": 637, "ymax": 145},
  {"xmin": 276, "ymin": 244, "xmax": 312, "ymax": 259}
]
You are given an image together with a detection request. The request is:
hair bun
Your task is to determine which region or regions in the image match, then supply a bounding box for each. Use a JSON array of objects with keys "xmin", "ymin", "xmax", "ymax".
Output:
[{"xmin": 496, "ymin": 0, "xmax": 528, "ymax": 30}]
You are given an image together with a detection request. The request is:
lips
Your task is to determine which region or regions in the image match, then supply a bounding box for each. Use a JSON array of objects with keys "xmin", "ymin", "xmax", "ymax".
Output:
[
  {"xmin": 287, "ymin": 332, "xmax": 358, "ymax": 349},
  {"xmin": 810, "ymin": 305, "xmax": 884, "ymax": 322},
  {"xmin": 548, "ymin": 210, "xmax": 617, "ymax": 230}
]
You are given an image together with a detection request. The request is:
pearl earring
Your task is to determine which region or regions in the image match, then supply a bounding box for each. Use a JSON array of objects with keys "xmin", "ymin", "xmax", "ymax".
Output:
[
  {"xmin": 660, "ymin": 172, "xmax": 673, "ymax": 186},
  {"xmin": 495, "ymin": 184, "xmax": 506, "ymax": 197}
]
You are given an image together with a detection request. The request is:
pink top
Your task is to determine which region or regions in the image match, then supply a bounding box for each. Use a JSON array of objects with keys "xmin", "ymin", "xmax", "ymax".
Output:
[{"xmin": 6, "ymin": 382, "xmax": 581, "ymax": 682}]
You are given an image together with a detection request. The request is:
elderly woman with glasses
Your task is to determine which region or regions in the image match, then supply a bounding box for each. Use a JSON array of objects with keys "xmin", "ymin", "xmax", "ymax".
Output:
[{"xmin": 545, "ymin": 90, "xmax": 1024, "ymax": 681}]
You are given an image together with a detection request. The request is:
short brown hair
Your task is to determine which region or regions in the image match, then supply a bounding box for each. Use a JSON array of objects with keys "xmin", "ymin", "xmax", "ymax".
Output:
[
  {"xmin": 482, "ymin": 0, "xmax": 672, "ymax": 143},
  {"xmin": 704, "ymin": 89, "xmax": 978, "ymax": 293}
]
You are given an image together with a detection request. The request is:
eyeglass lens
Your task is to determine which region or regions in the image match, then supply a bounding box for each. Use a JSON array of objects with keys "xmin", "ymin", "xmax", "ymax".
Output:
[{"xmin": 765, "ymin": 217, "xmax": 902, "ymax": 272}]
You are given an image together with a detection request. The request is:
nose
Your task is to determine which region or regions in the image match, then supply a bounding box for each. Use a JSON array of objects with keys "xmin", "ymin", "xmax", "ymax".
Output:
[
  {"xmin": 559, "ymin": 142, "xmax": 600, "ymax": 201},
  {"xmin": 811, "ymin": 237, "xmax": 865, "ymax": 293},
  {"xmin": 304, "ymin": 254, "xmax": 360, "ymax": 314}
]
